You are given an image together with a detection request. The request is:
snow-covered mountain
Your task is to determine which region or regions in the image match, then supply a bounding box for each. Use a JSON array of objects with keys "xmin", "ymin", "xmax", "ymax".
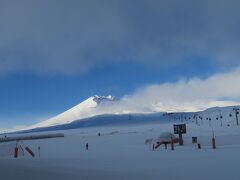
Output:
[
  {"xmin": 30, "ymin": 95, "xmax": 116, "ymax": 129},
  {"xmin": 22, "ymin": 95, "xmax": 240, "ymax": 133}
]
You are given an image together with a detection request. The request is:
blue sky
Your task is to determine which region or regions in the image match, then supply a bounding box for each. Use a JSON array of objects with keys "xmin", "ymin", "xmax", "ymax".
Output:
[
  {"xmin": 0, "ymin": 60, "xmax": 216, "ymax": 113},
  {"xmin": 0, "ymin": 0, "xmax": 240, "ymax": 128}
]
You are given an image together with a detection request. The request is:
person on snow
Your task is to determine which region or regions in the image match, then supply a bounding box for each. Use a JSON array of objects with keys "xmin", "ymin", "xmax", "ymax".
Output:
[{"xmin": 164, "ymin": 142, "xmax": 168, "ymax": 149}]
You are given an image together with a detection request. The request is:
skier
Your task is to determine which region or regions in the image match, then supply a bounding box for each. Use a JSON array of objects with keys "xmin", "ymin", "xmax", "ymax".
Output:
[
  {"xmin": 86, "ymin": 143, "xmax": 89, "ymax": 150},
  {"xmin": 164, "ymin": 142, "xmax": 167, "ymax": 149}
]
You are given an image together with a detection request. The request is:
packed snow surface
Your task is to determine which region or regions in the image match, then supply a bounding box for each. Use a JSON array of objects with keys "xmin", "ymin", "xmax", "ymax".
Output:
[{"xmin": 1, "ymin": 119, "xmax": 240, "ymax": 180}]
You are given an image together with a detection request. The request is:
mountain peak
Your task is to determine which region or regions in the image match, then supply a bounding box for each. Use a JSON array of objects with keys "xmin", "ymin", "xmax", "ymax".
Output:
[
  {"xmin": 92, "ymin": 95, "xmax": 116, "ymax": 104},
  {"xmin": 29, "ymin": 95, "xmax": 117, "ymax": 129}
]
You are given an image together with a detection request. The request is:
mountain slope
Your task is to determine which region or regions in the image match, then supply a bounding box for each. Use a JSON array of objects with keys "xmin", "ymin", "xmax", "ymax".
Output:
[
  {"xmin": 30, "ymin": 95, "xmax": 115, "ymax": 129},
  {"xmin": 20, "ymin": 104, "xmax": 240, "ymax": 134},
  {"xmin": 24, "ymin": 94, "xmax": 240, "ymax": 133}
]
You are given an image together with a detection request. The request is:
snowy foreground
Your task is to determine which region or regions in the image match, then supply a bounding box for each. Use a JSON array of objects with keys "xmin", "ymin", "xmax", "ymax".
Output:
[{"xmin": 1, "ymin": 121, "xmax": 240, "ymax": 180}]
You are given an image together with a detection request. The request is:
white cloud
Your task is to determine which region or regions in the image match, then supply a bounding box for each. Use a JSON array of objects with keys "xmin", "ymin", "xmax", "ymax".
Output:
[{"xmin": 109, "ymin": 68, "xmax": 240, "ymax": 112}]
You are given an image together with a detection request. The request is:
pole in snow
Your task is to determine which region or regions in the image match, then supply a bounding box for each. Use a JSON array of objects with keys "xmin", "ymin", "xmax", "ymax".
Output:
[
  {"xmin": 212, "ymin": 130, "xmax": 216, "ymax": 149},
  {"xmin": 14, "ymin": 146, "xmax": 18, "ymax": 158},
  {"xmin": 38, "ymin": 146, "xmax": 41, "ymax": 157},
  {"xmin": 171, "ymin": 135, "xmax": 174, "ymax": 151},
  {"xmin": 233, "ymin": 107, "xmax": 240, "ymax": 126}
]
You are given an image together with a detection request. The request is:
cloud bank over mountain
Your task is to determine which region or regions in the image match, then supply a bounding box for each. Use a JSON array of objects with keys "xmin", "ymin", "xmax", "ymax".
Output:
[
  {"xmin": 0, "ymin": 0, "xmax": 240, "ymax": 75},
  {"xmin": 103, "ymin": 68, "xmax": 240, "ymax": 112}
]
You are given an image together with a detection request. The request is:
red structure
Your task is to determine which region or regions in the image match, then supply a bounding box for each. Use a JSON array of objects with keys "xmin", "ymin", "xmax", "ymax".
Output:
[
  {"xmin": 14, "ymin": 146, "xmax": 18, "ymax": 158},
  {"xmin": 212, "ymin": 136, "xmax": 216, "ymax": 149}
]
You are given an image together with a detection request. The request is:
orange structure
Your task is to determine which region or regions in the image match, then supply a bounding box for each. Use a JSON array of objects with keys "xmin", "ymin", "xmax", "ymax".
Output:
[
  {"xmin": 212, "ymin": 136, "xmax": 216, "ymax": 149},
  {"xmin": 14, "ymin": 146, "xmax": 18, "ymax": 158}
]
